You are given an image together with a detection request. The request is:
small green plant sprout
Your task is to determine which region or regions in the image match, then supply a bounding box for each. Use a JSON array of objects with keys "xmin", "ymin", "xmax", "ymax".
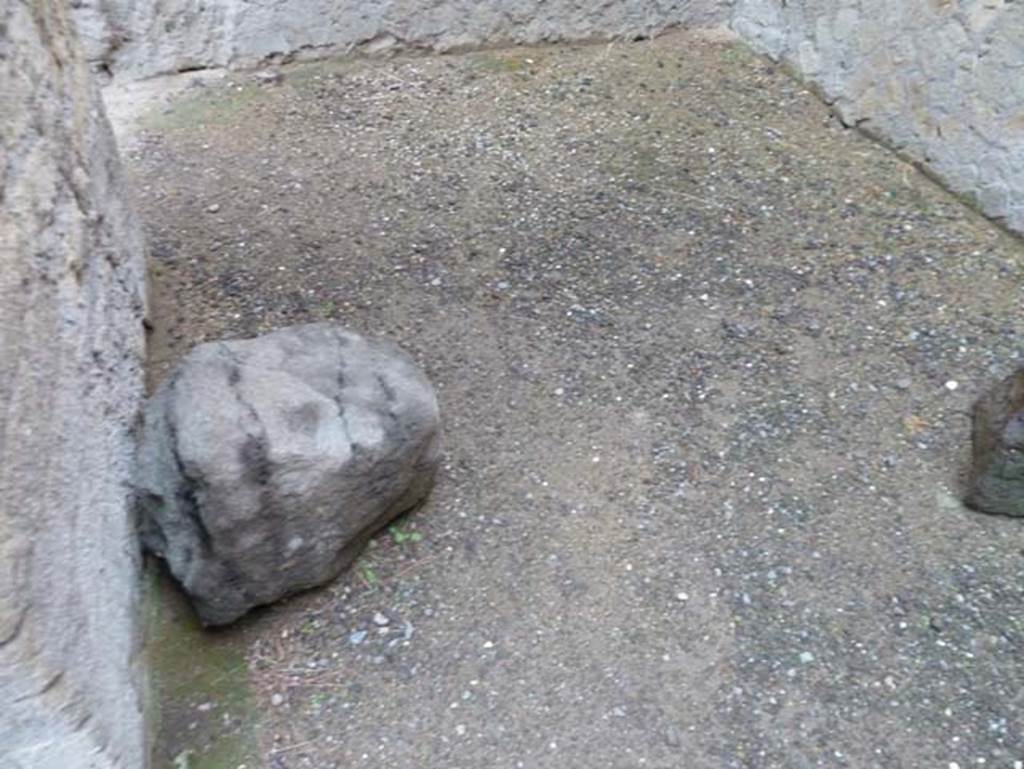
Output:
[
  {"xmin": 388, "ymin": 523, "xmax": 424, "ymax": 546},
  {"xmin": 358, "ymin": 564, "xmax": 380, "ymax": 587}
]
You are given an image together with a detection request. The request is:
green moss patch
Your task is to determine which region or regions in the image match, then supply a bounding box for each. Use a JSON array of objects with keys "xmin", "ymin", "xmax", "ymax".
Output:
[{"xmin": 145, "ymin": 563, "xmax": 260, "ymax": 769}]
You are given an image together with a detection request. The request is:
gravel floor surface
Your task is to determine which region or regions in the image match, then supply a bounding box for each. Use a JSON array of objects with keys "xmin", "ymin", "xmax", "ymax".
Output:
[{"xmin": 119, "ymin": 31, "xmax": 1024, "ymax": 769}]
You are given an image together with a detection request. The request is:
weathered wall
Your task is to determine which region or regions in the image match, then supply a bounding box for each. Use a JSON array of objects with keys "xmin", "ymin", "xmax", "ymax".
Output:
[
  {"xmin": 730, "ymin": 0, "xmax": 1024, "ymax": 233},
  {"xmin": 0, "ymin": 1, "xmax": 147, "ymax": 768},
  {"xmin": 72, "ymin": 0, "xmax": 727, "ymax": 80}
]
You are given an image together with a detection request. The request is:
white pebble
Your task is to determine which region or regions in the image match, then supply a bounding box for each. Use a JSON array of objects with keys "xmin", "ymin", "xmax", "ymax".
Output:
[
  {"xmin": 349, "ymin": 629, "xmax": 367, "ymax": 645},
  {"xmin": 945, "ymin": 380, "xmax": 959, "ymax": 391}
]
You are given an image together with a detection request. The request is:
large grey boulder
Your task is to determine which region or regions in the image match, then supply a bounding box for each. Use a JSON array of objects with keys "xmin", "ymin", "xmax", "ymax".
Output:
[
  {"xmin": 965, "ymin": 368, "xmax": 1024, "ymax": 517},
  {"xmin": 136, "ymin": 324, "xmax": 441, "ymax": 625}
]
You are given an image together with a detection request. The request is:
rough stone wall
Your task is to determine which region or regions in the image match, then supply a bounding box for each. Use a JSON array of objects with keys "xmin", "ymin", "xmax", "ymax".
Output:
[
  {"xmin": 72, "ymin": 0, "xmax": 728, "ymax": 80},
  {"xmin": 0, "ymin": 1, "xmax": 147, "ymax": 768},
  {"xmin": 730, "ymin": 0, "xmax": 1024, "ymax": 233}
]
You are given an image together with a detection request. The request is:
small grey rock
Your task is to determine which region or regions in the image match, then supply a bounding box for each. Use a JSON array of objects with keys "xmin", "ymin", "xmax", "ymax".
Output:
[
  {"xmin": 965, "ymin": 368, "xmax": 1024, "ymax": 516},
  {"xmin": 663, "ymin": 724, "xmax": 682, "ymax": 748},
  {"xmin": 254, "ymin": 70, "xmax": 283, "ymax": 85},
  {"xmin": 135, "ymin": 323, "xmax": 442, "ymax": 625},
  {"xmin": 349, "ymin": 629, "xmax": 368, "ymax": 646}
]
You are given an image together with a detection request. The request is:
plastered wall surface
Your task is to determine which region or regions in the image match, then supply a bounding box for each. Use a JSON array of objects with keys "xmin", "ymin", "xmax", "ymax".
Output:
[
  {"xmin": 74, "ymin": 0, "xmax": 727, "ymax": 80},
  {"xmin": 731, "ymin": 0, "xmax": 1024, "ymax": 232},
  {"xmin": 0, "ymin": 1, "xmax": 147, "ymax": 767}
]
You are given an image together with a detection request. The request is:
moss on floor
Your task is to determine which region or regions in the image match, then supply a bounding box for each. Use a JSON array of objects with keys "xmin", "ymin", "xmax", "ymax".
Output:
[{"xmin": 144, "ymin": 563, "xmax": 260, "ymax": 769}]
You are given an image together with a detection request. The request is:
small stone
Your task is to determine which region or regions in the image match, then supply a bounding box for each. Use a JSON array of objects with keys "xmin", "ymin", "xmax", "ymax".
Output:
[
  {"xmin": 254, "ymin": 70, "xmax": 283, "ymax": 85},
  {"xmin": 945, "ymin": 380, "xmax": 959, "ymax": 391},
  {"xmin": 348, "ymin": 629, "xmax": 367, "ymax": 645},
  {"xmin": 206, "ymin": 203, "xmax": 220, "ymax": 213},
  {"xmin": 372, "ymin": 612, "xmax": 390, "ymax": 627},
  {"xmin": 663, "ymin": 724, "xmax": 682, "ymax": 747},
  {"xmin": 895, "ymin": 378, "xmax": 912, "ymax": 390},
  {"xmin": 798, "ymin": 651, "xmax": 815, "ymax": 664},
  {"xmin": 270, "ymin": 693, "xmax": 284, "ymax": 706},
  {"xmin": 676, "ymin": 591, "xmax": 689, "ymax": 601}
]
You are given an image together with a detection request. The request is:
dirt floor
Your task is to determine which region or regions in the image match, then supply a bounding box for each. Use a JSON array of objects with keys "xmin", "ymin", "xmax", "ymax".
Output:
[{"xmin": 113, "ymin": 30, "xmax": 1024, "ymax": 769}]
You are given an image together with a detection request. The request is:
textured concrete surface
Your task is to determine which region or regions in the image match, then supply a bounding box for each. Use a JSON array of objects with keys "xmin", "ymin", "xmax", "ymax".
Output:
[
  {"xmin": 731, "ymin": 0, "xmax": 1024, "ymax": 234},
  {"xmin": 72, "ymin": 0, "xmax": 726, "ymax": 81},
  {"xmin": 0, "ymin": 2, "xmax": 147, "ymax": 768},
  {"xmin": 119, "ymin": 34, "xmax": 1024, "ymax": 769}
]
